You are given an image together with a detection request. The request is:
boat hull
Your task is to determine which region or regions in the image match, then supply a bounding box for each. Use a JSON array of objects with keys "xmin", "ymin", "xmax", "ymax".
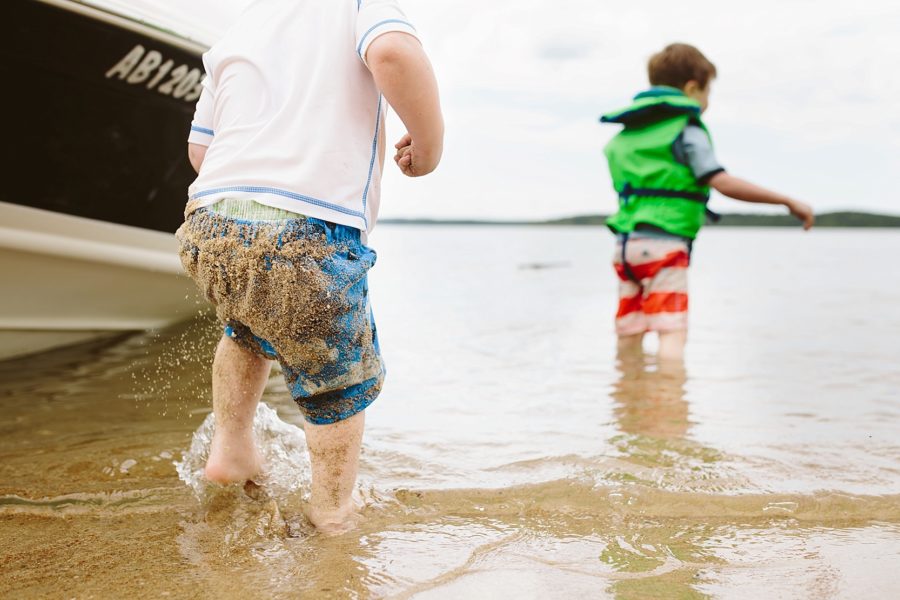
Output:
[
  {"xmin": 0, "ymin": 1, "xmax": 214, "ymax": 359},
  {"xmin": 1, "ymin": 0, "xmax": 206, "ymax": 234},
  {"xmin": 0, "ymin": 202, "xmax": 202, "ymax": 360}
]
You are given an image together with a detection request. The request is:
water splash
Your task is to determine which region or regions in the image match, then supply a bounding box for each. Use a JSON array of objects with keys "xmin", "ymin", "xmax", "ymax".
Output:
[{"xmin": 175, "ymin": 403, "xmax": 311, "ymax": 500}]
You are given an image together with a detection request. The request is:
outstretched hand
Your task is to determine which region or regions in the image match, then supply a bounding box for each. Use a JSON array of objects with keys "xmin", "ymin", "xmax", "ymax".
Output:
[
  {"xmin": 394, "ymin": 133, "xmax": 438, "ymax": 177},
  {"xmin": 787, "ymin": 199, "xmax": 815, "ymax": 230}
]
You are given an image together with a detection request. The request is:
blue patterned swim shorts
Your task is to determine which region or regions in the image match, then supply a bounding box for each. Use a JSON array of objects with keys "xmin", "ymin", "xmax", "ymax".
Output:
[{"xmin": 176, "ymin": 207, "xmax": 384, "ymax": 424}]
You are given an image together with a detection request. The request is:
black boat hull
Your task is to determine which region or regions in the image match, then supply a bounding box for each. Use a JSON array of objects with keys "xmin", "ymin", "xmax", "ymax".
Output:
[
  {"xmin": 0, "ymin": 0, "xmax": 210, "ymax": 360},
  {"xmin": 1, "ymin": 0, "xmax": 206, "ymax": 234}
]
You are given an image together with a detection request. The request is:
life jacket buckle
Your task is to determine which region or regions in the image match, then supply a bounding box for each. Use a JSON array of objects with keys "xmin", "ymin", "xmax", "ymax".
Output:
[{"xmin": 618, "ymin": 183, "xmax": 634, "ymax": 205}]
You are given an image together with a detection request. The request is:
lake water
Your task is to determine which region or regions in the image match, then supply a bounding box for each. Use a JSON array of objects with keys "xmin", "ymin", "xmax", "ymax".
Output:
[{"xmin": 1, "ymin": 226, "xmax": 899, "ymax": 598}]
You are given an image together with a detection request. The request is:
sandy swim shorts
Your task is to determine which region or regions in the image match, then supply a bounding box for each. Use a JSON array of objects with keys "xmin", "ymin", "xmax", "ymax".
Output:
[
  {"xmin": 613, "ymin": 235, "xmax": 690, "ymax": 336},
  {"xmin": 176, "ymin": 208, "xmax": 384, "ymax": 424}
]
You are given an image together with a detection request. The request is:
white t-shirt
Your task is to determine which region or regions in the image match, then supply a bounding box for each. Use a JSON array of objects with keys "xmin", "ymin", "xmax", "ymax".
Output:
[{"xmin": 186, "ymin": 0, "xmax": 419, "ymax": 233}]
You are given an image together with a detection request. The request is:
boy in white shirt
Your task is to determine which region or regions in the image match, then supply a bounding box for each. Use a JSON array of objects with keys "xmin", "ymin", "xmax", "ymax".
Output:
[{"xmin": 177, "ymin": 0, "xmax": 443, "ymax": 533}]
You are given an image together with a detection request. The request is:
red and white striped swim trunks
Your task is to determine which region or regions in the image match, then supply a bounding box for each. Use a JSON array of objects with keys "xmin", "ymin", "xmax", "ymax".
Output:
[{"xmin": 613, "ymin": 236, "xmax": 690, "ymax": 336}]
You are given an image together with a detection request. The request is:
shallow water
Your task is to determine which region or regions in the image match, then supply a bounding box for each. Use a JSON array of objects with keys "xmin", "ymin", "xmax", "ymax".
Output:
[{"xmin": 1, "ymin": 226, "xmax": 899, "ymax": 599}]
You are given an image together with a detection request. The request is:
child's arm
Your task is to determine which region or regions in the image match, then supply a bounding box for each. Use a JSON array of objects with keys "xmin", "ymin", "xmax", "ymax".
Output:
[
  {"xmin": 365, "ymin": 32, "xmax": 443, "ymax": 177},
  {"xmin": 709, "ymin": 172, "xmax": 815, "ymax": 230},
  {"xmin": 188, "ymin": 143, "xmax": 207, "ymax": 174},
  {"xmin": 187, "ymin": 85, "xmax": 214, "ymax": 174}
]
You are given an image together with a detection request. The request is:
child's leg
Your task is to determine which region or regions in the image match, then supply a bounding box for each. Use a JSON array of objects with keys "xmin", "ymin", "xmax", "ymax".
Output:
[
  {"xmin": 205, "ymin": 334, "xmax": 272, "ymax": 484},
  {"xmin": 304, "ymin": 411, "xmax": 365, "ymax": 534},
  {"xmin": 617, "ymin": 332, "xmax": 645, "ymax": 357},
  {"xmin": 657, "ymin": 330, "xmax": 687, "ymax": 360}
]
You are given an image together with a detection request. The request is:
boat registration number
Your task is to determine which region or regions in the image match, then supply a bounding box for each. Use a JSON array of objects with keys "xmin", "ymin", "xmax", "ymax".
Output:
[{"xmin": 105, "ymin": 45, "xmax": 203, "ymax": 103}]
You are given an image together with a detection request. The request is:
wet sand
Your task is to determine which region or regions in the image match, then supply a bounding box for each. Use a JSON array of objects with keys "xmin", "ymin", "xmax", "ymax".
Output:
[{"xmin": 1, "ymin": 227, "xmax": 899, "ymax": 598}]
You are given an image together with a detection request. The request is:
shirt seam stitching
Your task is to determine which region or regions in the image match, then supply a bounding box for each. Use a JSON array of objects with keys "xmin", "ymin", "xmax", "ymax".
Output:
[{"xmin": 360, "ymin": 95, "xmax": 383, "ymax": 227}]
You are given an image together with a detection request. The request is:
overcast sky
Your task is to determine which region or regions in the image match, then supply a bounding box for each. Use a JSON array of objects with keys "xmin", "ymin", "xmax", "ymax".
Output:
[
  {"xmin": 153, "ymin": 0, "xmax": 900, "ymax": 219},
  {"xmin": 378, "ymin": 0, "xmax": 900, "ymax": 220}
]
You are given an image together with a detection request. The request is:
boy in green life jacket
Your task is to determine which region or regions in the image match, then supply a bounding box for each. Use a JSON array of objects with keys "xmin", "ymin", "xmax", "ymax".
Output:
[{"xmin": 600, "ymin": 43, "xmax": 814, "ymax": 360}]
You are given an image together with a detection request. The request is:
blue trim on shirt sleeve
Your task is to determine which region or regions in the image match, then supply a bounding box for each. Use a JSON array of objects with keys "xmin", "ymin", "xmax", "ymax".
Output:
[
  {"xmin": 190, "ymin": 124, "xmax": 215, "ymax": 136},
  {"xmin": 357, "ymin": 19, "xmax": 417, "ymax": 58},
  {"xmin": 361, "ymin": 95, "xmax": 383, "ymax": 218},
  {"xmin": 191, "ymin": 186, "xmax": 366, "ymax": 222}
]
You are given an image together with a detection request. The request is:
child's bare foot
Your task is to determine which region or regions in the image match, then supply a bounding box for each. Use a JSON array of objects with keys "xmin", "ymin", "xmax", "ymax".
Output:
[
  {"xmin": 305, "ymin": 493, "xmax": 363, "ymax": 536},
  {"xmin": 204, "ymin": 431, "xmax": 264, "ymax": 484}
]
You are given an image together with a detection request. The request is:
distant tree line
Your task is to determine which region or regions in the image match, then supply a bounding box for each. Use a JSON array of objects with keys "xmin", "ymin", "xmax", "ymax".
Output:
[
  {"xmin": 538, "ymin": 212, "xmax": 900, "ymax": 227},
  {"xmin": 710, "ymin": 212, "xmax": 900, "ymax": 227},
  {"xmin": 382, "ymin": 212, "xmax": 900, "ymax": 227}
]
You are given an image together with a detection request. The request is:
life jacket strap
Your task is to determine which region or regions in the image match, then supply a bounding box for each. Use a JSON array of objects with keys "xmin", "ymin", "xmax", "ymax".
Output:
[
  {"xmin": 619, "ymin": 233, "xmax": 642, "ymax": 285},
  {"xmin": 621, "ymin": 186, "xmax": 710, "ymax": 203}
]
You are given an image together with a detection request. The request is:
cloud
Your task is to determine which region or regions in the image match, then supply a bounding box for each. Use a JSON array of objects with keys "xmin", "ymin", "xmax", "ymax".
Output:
[
  {"xmin": 382, "ymin": 0, "xmax": 900, "ymax": 218},
  {"xmin": 536, "ymin": 39, "xmax": 594, "ymax": 62},
  {"xmin": 194, "ymin": 0, "xmax": 899, "ymax": 218}
]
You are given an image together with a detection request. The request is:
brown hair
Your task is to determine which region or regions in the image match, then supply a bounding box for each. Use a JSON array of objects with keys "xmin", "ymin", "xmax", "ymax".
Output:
[{"xmin": 647, "ymin": 43, "xmax": 717, "ymax": 90}]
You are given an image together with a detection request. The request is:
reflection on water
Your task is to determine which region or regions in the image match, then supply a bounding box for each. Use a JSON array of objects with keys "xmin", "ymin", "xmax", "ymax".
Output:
[
  {"xmin": 612, "ymin": 353, "xmax": 689, "ymax": 440},
  {"xmin": 606, "ymin": 353, "xmax": 731, "ymax": 495},
  {"xmin": 1, "ymin": 227, "xmax": 900, "ymax": 598}
]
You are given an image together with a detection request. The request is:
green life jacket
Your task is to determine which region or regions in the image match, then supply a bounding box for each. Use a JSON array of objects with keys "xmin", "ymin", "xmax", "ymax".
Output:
[{"xmin": 600, "ymin": 87, "xmax": 714, "ymax": 240}]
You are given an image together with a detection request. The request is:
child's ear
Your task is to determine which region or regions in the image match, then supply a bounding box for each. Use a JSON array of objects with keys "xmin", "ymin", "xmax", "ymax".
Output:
[{"xmin": 683, "ymin": 80, "xmax": 702, "ymax": 96}]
